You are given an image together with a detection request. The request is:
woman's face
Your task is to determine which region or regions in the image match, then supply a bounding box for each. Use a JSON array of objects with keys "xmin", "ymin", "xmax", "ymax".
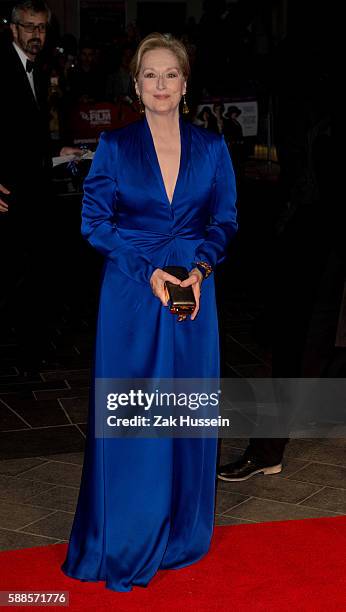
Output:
[{"xmin": 135, "ymin": 48, "xmax": 186, "ymax": 116}]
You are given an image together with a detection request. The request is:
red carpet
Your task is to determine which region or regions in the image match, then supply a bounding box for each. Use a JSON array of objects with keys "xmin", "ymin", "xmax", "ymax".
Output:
[{"xmin": 1, "ymin": 517, "xmax": 346, "ymax": 611}]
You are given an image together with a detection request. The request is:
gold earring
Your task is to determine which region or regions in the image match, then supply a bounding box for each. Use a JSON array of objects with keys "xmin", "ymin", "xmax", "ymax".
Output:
[
  {"xmin": 137, "ymin": 94, "xmax": 145, "ymax": 114},
  {"xmin": 182, "ymin": 94, "xmax": 189, "ymax": 115}
]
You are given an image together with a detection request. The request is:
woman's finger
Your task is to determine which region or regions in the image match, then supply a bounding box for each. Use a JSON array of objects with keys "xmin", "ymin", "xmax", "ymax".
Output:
[
  {"xmin": 161, "ymin": 272, "xmax": 181, "ymax": 284},
  {"xmin": 0, "ymin": 184, "xmax": 10, "ymax": 212},
  {"xmin": 190, "ymin": 282, "xmax": 200, "ymax": 320},
  {"xmin": 161, "ymin": 285, "xmax": 169, "ymax": 306},
  {"xmin": 180, "ymin": 273, "xmax": 200, "ymax": 288},
  {"xmin": 153, "ymin": 283, "xmax": 169, "ymax": 306},
  {"xmin": 150, "ymin": 268, "xmax": 180, "ymax": 290}
]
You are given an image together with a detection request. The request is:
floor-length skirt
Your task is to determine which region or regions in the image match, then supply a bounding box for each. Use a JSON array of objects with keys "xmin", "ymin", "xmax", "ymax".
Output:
[{"xmin": 61, "ymin": 245, "xmax": 220, "ymax": 592}]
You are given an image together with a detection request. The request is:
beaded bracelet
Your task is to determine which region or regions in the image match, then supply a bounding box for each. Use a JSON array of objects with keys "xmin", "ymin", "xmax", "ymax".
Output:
[{"xmin": 194, "ymin": 261, "xmax": 213, "ymax": 279}]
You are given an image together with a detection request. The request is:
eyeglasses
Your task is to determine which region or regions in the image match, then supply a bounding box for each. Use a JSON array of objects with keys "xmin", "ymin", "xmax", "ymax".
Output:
[{"xmin": 16, "ymin": 22, "xmax": 47, "ymax": 33}]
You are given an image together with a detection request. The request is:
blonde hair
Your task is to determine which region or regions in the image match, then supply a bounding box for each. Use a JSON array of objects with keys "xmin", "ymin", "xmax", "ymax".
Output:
[{"xmin": 130, "ymin": 32, "xmax": 190, "ymax": 82}]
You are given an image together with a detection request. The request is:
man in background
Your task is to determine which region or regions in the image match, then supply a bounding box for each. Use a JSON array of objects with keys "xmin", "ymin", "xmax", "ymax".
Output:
[{"xmin": 0, "ymin": 0, "xmax": 80, "ymax": 373}]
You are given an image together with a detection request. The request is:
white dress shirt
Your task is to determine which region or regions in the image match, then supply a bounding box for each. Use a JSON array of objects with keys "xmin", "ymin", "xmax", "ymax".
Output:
[{"xmin": 12, "ymin": 42, "xmax": 37, "ymax": 100}]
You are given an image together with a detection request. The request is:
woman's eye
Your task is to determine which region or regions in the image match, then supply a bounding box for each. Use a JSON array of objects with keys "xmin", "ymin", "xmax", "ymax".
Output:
[
  {"xmin": 167, "ymin": 72, "xmax": 178, "ymax": 78},
  {"xmin": 144, "ymin": 72, "xmax": 156, "ymax": 78}
]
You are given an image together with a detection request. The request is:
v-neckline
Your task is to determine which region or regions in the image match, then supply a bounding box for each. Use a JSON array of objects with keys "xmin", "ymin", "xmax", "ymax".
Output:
[{"xmin": 143, "ymin": 115, "xmax": 183, "ymax": 206}]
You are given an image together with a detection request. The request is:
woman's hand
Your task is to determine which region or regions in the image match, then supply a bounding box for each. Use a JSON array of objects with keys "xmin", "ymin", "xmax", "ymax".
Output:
[
  {"xmin": 0, "ymin": 183, "xmax": 10, "ymax": 213},
  {"xmin": 150, "ymin": 268, "xmax": 181, "ymax": 307},
  {"xmin": 180, "ymin": 267, "xmax": 203, "ymax": 321},
  {"xmin": 59, "ymin": 147, "xmax": 84, "ymax": 158}
]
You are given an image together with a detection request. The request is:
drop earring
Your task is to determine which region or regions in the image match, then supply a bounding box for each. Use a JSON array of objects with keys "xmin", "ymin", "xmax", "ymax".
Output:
[
  {"xmin": 137, "ymin": 94, "xmax": 145, "ymax": 114},
  {"xmin": 182, "ymin": 94, "xmax": 189, "ymax": 115}
]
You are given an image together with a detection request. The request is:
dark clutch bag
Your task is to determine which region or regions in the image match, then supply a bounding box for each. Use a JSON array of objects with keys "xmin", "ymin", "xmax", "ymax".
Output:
[{"xmin": 163, "ymin": 266, "xmax": 196, "ymax": 315}]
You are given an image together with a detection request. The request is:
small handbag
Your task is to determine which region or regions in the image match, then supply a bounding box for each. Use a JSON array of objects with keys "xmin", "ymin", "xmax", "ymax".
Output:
[{"xmin": 163, "ymin": 266, "xmax": 196, "ymax": 315}]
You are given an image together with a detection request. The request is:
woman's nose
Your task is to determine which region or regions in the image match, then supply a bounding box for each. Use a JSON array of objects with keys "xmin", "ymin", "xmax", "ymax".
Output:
[{"xmin": 156, "ymin": 75, "xmax": 166, "ymax": 89}]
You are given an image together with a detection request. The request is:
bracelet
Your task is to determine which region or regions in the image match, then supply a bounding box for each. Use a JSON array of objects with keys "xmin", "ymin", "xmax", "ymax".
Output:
[{"xmin": 195, "ymin": 261, "xmax": 213, "ymax": 279}]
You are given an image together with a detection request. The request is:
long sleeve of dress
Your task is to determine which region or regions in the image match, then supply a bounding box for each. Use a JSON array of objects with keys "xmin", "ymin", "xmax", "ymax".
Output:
[
  {"xmin": 193, "ymin": 135, "xmax": 238, "ymax": 269},
  {"xmin": 81, "ymin": 131, "xmax": 156, "ymax": 285}
]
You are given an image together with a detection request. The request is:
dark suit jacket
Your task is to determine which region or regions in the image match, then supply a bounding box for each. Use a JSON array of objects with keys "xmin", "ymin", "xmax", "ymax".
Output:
[{"xmin": 0, "ymin": 41, "xmax": 51, "ymax": 215}]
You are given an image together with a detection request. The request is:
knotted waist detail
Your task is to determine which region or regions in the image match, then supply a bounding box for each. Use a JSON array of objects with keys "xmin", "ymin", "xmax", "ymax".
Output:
[
  {"xmin": 115, "ymin": 226, "xmax": 205, "ymax": 267},
  {"xmin": 116, "ymin": 226, "xmax": 205, "ymax": 247}
]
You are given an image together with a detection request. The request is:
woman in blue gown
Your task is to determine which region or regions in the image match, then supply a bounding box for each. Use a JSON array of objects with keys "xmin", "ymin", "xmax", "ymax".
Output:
[{"xmin": 61, "ymin": 33, "xmax": 237, "ymax": 592}]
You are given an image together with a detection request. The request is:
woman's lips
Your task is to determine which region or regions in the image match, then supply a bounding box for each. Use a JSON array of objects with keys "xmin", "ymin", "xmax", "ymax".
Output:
[{"xmin": 154, "ymin": 95, "xmax": 170, "ymax": 99}]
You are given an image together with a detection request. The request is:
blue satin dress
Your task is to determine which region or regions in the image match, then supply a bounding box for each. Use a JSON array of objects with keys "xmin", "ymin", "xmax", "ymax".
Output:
[{"xmin": 61, "ymin": 115, "xmax": 237, "ymax": 592}]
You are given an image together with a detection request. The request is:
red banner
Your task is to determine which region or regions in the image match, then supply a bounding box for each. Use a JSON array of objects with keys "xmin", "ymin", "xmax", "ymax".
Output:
[{"xmin": 68, "ymin": 102, "xmax": 141, "ymax": 144}]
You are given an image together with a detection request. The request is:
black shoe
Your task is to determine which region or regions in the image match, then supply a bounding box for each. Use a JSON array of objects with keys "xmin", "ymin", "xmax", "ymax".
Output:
[{"xmin": 217, "ymin": 455, "xmax": 282, "ymax": 482}]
